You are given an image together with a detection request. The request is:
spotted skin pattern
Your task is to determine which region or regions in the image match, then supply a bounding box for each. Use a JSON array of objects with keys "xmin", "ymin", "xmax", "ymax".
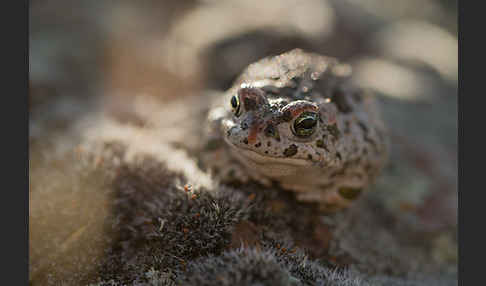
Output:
[{"xmin": 202, "ymin": 49, "xmax": 388, "ymax": 212}]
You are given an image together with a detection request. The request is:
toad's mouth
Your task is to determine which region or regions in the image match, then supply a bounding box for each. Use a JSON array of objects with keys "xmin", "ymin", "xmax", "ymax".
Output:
[
  {"xmin": 224, "ymin": 138, "xmax": 311, "ymax": 167},
  {"xmin": 222, "ymin": 117, "xmax": 312, "ymax": 167}
]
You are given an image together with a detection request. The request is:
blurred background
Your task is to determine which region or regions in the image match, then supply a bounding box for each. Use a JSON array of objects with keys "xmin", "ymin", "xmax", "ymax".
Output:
[
  {"xmin": 29, "ymin": 0, "xmax": 458, "ymax": 109},
  {"xmin": 29, "ymin": 0, "xmax": 457, "ymax": 285}
]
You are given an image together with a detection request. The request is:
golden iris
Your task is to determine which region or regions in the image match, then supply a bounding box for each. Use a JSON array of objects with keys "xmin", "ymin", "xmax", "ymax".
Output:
[{"xmin": 292, "ymin": 111, "xmax": 318, "ymax": 137}]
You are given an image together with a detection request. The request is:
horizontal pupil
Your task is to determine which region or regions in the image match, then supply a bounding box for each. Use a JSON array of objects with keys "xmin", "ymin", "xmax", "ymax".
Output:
[
  {"xmin": 297, "ymin": 117, "xmax": 316, "ymax": 129},
  {"xmin": 292, "ymin": 112, "xmax": 317, "ymax": 137}
]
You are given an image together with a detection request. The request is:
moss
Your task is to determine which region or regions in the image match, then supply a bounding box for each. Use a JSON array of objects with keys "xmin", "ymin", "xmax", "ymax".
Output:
[
  {"xmin": 94, "ymin": 157, "xmax": 253, "ymax": 285},
  {"xmin": 177, "ymin": 246, "xmax": 366, "ymax": 286}
]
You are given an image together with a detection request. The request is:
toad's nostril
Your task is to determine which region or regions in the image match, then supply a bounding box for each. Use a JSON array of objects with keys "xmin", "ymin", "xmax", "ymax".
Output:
[
  {"xmin": 241, "ymin": 122, "xmax": 248, "ymax": 130},
  {"xmin": 264, "ymin": 124, "xmax": 275, "ymax": 137}
]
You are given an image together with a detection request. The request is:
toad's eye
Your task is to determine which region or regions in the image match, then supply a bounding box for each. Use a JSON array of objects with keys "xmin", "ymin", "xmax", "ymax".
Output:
[
  {"xmin": 230, "ymin": 95, "xmax": 241, "ymax": 116},
  {"xmin": 292, "ymin": 111, "xmax": 318, "ymax": 137}
]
